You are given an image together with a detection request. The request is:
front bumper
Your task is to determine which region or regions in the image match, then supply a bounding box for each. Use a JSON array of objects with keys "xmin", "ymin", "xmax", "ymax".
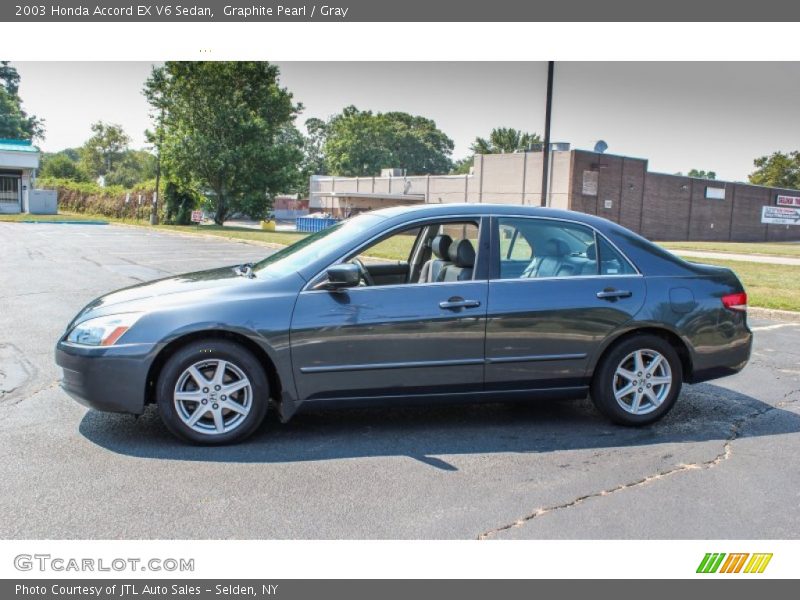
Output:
[{"xmin": 55, "ymin": 341, "xmax": 157, "ymax": 414}]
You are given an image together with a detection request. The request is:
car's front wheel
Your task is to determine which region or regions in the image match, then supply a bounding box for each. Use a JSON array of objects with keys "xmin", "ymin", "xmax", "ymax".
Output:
[
  {"xmin": 156, "ymin": 339, "xmax": 269, "ymax": 444},
  {"xmin": 590, "ymin": 334, "xmax": 682, "ymax": 426}
]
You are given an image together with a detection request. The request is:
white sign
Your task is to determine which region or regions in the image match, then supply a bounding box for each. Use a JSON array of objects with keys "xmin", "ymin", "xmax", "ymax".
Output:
[
  {"xmin": 190, "ymin": 210, "xmax": 203, "ymax": 223},
  {"xmin": 762, "ymin": 205, "xmax": 800, "ymax": 225},
  {"xmin": 705, "ymin": 186, "xmax": 725, "ymax": 200},
  {"xmin": 582, "ymin": 170, "xmax": 598, "ymax": 196},
  {"xmin": 776, "ymin": 195, "xmax": 800, "ymax": 207},
  {"xmin": 603, "ymin": 199, "xmax": 613, "ymax": 209}
]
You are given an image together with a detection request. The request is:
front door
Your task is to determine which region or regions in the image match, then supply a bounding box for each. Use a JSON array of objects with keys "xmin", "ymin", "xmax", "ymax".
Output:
[
  {"xmin": 290, "ymin": 218, "xmax": 488, "ymax": 402},
  {"xmin": 484, "ymin": 216, "xmax": 646, "ymax": 391},
  {"xmin": 0, "ymin": 175, "xmax": 21, "ymax": 214}
]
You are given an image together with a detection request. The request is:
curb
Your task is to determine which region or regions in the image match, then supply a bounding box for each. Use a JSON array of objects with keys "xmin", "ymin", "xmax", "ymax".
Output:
[{"xmin": 748, "ymin": 307, "xmax": 800, "ymax": 322}]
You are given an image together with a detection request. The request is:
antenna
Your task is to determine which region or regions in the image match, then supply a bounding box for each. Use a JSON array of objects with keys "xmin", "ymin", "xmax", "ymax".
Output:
[{"xmin": 594, "ymin": 140, "xmax": 608, "ymax": 154}]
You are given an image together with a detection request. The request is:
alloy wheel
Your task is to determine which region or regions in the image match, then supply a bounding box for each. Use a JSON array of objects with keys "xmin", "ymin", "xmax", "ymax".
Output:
[
  {"xmin": 612, "ymin": 349, "xmax": 672, "ymax": 416},
  {"xmin": 173, "ymin": 359, "xmax": 253, "ymax": 435}
]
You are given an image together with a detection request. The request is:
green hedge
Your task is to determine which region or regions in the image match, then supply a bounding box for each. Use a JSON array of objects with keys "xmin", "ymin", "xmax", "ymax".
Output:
[{"xmin": 38, "ymin": 178, "xmax": 159, "ymax": 220}]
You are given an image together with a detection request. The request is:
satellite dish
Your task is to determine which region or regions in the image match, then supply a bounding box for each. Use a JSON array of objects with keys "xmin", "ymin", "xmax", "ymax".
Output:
[{"xmin": 594, "ymin": 140, "xmax": 608, "ymax": 154}]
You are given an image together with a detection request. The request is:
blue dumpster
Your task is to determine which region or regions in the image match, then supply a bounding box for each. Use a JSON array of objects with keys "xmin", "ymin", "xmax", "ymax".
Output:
[{"xmin": 296, "ymin": 217, "xmax": 339, "ymax": 233}]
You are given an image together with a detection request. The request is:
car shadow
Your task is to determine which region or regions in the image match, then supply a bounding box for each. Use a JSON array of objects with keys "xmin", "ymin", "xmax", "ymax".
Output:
[{"xmin": 79, "ymin": 382, "xmax": 800, "ymax": 469}]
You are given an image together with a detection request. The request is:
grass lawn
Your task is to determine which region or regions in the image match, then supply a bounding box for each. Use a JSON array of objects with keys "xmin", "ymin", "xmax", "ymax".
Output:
[
  {"xmin": 686, "ymin": 258, "xmax": 800, "ymax": 312},
  {"xmin": 660, "ymin": 240, "xmax": 800, "ymax": 258},
  {"xmin": 157, "ymin": 223, "xmax": 309, "ymax": 247}
]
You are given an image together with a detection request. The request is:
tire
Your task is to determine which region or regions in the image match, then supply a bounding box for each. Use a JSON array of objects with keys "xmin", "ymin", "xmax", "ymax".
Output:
[
  {"xmin": 590, "ymin": 334, "xmax": 682, "ymax": 426},
  {"xmin": 156, "ymin": 339, "xmax": 269, "ymax": 445}
]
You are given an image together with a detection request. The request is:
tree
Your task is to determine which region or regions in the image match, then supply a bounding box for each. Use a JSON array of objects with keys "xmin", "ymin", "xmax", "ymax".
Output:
[
  {"xmin": 302, "ymin": 117, "xmax": 328, "ymax": 177},
  {"xmin": 104, "ymin": 149, "xmax": 157, "ymax": 187},
  {"xmin": 144, "ymin": 62, "xmax": 303, "ymax": 224},
  {"xmin": 471, "ymin": 127, "xmax": 541, "ymax": 155},
  {"xmin": 162, "ymin": 180, "xmax": 199, "ymax": 225},
  {"xmin": 79, "ymin": 122, "xmax": 130, "ymax": 180},
  {"xmin": 0, "ymin": 61, "xmax": 44, "ymax": 141},
  {"xmin": 322, "ymin": 106, "xmax": 454, "ymax": 176},
  {"xmin": 749, "ymin": 151, "xmax": 800, "ymax": 189},
  {"xmin": 450, "ymin": 156, "xmax": 474, "ymax": 175},
  {"xmin": 687, "ymin": 169, "xmax": 716, "ymax": 180},
  {"xmin": 39, "ymin": 151, "xmax": 87, "ymax": 181}
]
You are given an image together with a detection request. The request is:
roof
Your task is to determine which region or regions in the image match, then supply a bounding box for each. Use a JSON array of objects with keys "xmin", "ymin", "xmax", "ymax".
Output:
[
  {"xmin": 370, "ymin": 202, "xmax": 629, "ymax": 234},
  {"xmin": 0, "ymin": 139, "xmax": 39, "ymax": 153},
  {"xmin": 312, "ymin": 191, "xmax": 426, "ymax": 202}
]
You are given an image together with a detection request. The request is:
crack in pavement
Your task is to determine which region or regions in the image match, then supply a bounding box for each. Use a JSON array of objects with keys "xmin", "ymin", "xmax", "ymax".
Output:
[{"xmin": 477, "ymin": 391, "xmax": 800, "ymax": 540}]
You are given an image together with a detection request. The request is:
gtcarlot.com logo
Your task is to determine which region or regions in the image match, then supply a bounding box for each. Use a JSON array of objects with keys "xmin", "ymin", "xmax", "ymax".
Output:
[
  {"xmin": 14, "ymin": 554, "xmax": 195, "ymax": 573},
  {"xmin": 696, "ymin": 553, "xmax": 773, "ymax": 574}
]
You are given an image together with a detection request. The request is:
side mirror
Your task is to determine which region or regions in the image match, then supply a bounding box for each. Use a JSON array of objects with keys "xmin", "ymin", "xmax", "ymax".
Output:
[{"xmin": 321, "ymin": 263, "xmax": 360, "ymax": 290}]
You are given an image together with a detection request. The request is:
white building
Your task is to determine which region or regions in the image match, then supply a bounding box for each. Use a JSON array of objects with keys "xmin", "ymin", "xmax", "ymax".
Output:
[{"xmin": 0, "ymin": 139, "xmax": 55, "ymax": 214}]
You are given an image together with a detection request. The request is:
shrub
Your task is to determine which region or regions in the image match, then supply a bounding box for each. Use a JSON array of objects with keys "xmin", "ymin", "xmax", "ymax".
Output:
[{"xmin": 39, "ymin": 177, "xmax": 158, "ymax": 220}]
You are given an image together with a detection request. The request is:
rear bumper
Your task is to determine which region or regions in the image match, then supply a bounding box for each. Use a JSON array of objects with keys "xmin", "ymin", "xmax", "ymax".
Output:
[
  {"xmin": 55, "ymin": 341, "xmax": 156, "ymax": 414},
  {"xmin": 688, "ymin": 328, "xmax": 753, "ymax": 384}
]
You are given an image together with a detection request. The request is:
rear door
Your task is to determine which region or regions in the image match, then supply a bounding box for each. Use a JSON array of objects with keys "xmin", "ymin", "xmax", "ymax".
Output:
[{"xmin": 485, "ymin": 216, "xmax": 646, "ymax": 391}]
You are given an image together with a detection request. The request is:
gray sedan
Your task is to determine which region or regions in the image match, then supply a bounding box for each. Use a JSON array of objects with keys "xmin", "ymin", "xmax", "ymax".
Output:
[{"xmin": 55, "ymin": 204, "xmax": 752, "ymax": 444}]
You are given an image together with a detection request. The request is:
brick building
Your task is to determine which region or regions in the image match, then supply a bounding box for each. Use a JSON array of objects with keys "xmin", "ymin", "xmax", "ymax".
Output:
[{"xmin": 310, "ymin": 148, "xmax": 800, "ymax": 242}]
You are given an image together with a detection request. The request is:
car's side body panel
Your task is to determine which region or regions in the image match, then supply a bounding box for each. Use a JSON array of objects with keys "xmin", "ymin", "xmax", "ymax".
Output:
[
  {"xmin": 290, "ymin": 281, "xmax": 489, "ymax": 402},
  {"xmin": 485, "ymin": 275, "xmax": 647, "ymax": 390}
]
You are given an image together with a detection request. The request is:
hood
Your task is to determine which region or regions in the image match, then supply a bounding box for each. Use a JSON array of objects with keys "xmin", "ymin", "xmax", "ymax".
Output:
[{"xmin": 75, "ymin": 265, "xmax": 253, "ymax": 320}]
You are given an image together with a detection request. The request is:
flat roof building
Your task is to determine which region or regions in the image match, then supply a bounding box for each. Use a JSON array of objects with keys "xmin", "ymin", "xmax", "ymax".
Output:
[{"xmin": 310, "ymin": 147, "xmax": 800, "ymax": 242}]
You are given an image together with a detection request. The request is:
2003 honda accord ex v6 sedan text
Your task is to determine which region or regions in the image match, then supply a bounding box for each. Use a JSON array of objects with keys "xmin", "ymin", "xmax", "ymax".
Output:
[{"xmin": 56, "ymin": 204, "xmax": 752, "ymax": 444}]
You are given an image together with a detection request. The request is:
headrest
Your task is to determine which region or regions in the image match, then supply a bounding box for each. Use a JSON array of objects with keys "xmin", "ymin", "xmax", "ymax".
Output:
[
  {"xmin": 543, "ymin": 238, "xmax": 570, "ymax": 257},
  {"xmin": 585, "ymin": 242, "xmax": 597, "ymax": 261},
  {"xmin": 431, "ymin": 234, "xmax": 453, "ymax": 259},
  {"xmin": 448, "ymin": 239, "xmax": 476, "ymax": 268}
]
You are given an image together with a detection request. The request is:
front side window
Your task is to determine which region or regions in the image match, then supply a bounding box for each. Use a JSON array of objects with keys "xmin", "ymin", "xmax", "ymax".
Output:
[
  {"xmin": 496, "ymin": 217, "xmax": 597, "ymax": 279},
  {"xmin": 347, "ymin": 220, "xmax": 481, "ymax": 286}
]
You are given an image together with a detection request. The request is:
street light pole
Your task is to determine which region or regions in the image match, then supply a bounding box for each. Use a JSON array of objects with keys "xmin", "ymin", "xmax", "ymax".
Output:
[{"xmin": 540, "ymin": 61, "xmax": 554, "ymax": 207}]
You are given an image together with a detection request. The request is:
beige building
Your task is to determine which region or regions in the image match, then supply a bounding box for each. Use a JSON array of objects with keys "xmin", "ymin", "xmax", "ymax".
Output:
[{"xmin": 310, "ymin": 149, "xmax": 800, "ymax": 242}]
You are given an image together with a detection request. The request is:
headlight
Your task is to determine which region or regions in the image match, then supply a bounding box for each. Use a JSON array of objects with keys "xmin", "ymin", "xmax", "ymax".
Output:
[{"xmin": 66, "ymin": 313, "xmax": 143, "ymax": 346}]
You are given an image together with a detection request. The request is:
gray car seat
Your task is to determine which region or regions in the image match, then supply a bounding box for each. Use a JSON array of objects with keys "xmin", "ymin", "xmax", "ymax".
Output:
[
  {"xmin": 440, "ymin": 239, "xmax": 476, "ymax": 281},
  {"xmin": 419, "ymin": 234, "xmax": 453, "ymax": 283},
  {"xmin": 522, "ymin": 238, "xmax": 570, "ymax": 278}
]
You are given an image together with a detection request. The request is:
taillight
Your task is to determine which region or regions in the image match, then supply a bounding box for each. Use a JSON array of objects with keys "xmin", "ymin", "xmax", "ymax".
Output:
[{"xmin": 722, "ymin": 292, "xmax": 747, "ymax": 312}]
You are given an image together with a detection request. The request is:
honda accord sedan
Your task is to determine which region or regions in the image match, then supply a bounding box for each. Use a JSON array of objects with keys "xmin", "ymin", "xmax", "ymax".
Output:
[{"xmin": 56, "ymin": 204, "xmax": 752, "ymax": 444}]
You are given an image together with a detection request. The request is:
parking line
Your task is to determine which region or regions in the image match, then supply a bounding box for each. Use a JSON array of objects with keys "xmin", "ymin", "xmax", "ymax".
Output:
[{"xmin": 751, "ymin": 323, "xmax": 798, "ymax": 332}]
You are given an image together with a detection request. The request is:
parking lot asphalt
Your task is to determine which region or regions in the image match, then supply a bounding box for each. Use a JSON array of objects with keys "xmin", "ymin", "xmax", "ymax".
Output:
[{"xmin": 1, "ymin": 222, "xmax": 798, "ymax": 539}]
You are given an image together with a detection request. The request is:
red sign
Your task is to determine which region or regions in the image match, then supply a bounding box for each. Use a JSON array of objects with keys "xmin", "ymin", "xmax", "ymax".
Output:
[
  {"xmin": 190, "ymin": 210, "xmax": 203, "ymax": 223},
  {"xmin": 777, "ymin": 195, "xmax": 800, "ymax": 207}
]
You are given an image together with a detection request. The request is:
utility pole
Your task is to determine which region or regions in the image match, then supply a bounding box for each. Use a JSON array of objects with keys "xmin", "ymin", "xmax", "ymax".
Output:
[
  {"xmin": 540, "ymin": 61, "xmax": 554, "ymax": 207},
  {"xmin": 151, "ymin": 106, "xmax": 164, "ymax": 225}
]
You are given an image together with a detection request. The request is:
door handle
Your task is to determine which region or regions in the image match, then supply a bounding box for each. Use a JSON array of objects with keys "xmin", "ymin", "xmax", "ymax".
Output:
[
  {"xmin": 439, "ymin": 298, "xmax": 482, "ymax": 310},
  {"xmin": 596, "ymin": 289, "xmax": 632, "ymax": 300}
]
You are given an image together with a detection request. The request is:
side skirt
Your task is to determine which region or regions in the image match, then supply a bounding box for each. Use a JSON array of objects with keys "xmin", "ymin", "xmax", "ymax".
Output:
[{"xmin": 292, "ymin": 385, "xmax": 590, "ymax": 415}]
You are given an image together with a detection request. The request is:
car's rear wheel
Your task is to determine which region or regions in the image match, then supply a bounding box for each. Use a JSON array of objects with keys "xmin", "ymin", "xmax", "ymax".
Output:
[
  {"xmin": 156, "ymin": 339, "xmax": 269, "ymax": 445},
  {"xmin": 590, "ymin": 334, "xmax": 682, "ymax": 426}
]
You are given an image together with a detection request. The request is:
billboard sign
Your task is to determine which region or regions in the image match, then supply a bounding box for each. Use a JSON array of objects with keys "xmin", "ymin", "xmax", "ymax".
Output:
[
  {"xmin": 762, "ymin": 205, "xmax": 800, "ymax": 225},
  {"xmin": 776, "ymin": 195, "xmax": 800, "ymax": 207}
]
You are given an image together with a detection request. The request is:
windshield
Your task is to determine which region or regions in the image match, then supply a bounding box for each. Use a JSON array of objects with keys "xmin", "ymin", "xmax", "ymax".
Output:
[{"xmin": 253, "ymin": 214, "xmax": 382, "ymax": 278}]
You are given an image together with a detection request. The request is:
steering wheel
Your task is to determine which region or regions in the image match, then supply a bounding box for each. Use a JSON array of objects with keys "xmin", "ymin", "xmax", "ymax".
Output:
[{"xmin": 351, "ymin": 258, "xmax": 375, "ymax": 286}]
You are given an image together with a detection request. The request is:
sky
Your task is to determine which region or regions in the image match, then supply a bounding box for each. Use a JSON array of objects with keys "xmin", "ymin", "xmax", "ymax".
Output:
[{"xmin": 11, "ymin": 61, "xmax": 800, "ymax": 182}]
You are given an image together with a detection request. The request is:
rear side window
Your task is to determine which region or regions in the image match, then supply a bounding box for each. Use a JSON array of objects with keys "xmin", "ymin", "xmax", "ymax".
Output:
[
  {"xmin": 597, "ymin": 236, "xmax": 637, "ymax": 275},
  {"xmin": 496, "ymin": 217, "xmax": 597, "ymax": 279}
]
